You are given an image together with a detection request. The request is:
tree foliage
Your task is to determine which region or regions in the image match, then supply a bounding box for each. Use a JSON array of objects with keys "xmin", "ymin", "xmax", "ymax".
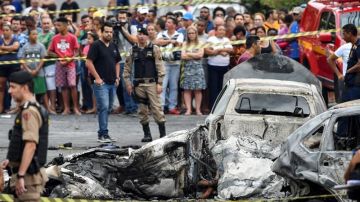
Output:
[{"xmin": 261, "ymin": 0, "xmax": 308, "ymax": 9}]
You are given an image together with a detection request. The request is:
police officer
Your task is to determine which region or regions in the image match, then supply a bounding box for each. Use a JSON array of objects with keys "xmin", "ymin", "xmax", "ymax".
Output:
[
  {"xmin": 124, "ymin": 27, "xmax": 166, "ymax": 142},
  {"xmin": 0, "ymin": 71, "xmax": 49, "ymax": 201}
]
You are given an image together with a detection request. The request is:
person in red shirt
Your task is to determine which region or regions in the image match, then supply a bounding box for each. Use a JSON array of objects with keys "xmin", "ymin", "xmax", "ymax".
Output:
[
  {"xmin": 237, "ymin": 35, "xmax": 261, "ymax": 64},
  {"xmin": 48, "ymin": 17, "xmax": 80, "ymax": 115}
]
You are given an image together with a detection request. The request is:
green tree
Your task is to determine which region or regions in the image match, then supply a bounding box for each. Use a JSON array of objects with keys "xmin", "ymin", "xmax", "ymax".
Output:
[{"xmin": 261, "ymin": 0, "xmax": 308, "ymax": 9}]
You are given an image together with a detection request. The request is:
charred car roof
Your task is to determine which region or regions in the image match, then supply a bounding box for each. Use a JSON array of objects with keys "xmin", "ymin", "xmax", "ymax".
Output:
[
  {"xmin": 224, "ymin": 53, "xmax": 322, "ymax": 92},
  {"xmin": 233, "ymin": 79, "xmax": 316, "ymax": 95}
]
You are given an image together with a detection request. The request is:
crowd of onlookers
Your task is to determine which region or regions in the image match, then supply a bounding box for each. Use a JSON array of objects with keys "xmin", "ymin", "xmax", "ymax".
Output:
[{"xmin": 0, "ymin": 0, "xmax": 306, "ymax": 116}]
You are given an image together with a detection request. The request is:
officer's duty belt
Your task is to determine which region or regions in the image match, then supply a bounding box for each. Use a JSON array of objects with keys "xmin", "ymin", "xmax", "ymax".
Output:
[{"xmin": 134, "ymin": 79, "xmax": 156, "ymax": 84}]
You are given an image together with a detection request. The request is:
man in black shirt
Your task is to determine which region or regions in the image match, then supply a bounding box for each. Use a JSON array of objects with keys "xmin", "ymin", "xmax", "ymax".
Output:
[
  {"xmin": 86, "ymin": 22, "xmax": 121, "ymax": 143},
  {"xmin": 60, "ymin": 0, "xmax": 80, "ymax": 23},
  {"xmin": 342, "ymin": 24, "xmax": 360, "ymax": 102},
  {"xmin": 335, "ymin": 24, "xmax": 360, "ymax": 139}
]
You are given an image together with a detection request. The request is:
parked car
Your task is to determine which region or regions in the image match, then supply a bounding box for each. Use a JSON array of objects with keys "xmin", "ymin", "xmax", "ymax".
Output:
[
  {"xmin": 299, "ymin": 0, "xmax": 360, "ymax": 103},
  {"xmin": 272, "ymin": 100, "xmax": 360, "ymax": 201}
]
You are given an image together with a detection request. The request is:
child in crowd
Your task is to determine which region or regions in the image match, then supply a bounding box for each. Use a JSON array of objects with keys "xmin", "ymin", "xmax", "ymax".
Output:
[{"xmin": 82, "ymin": 31, "xmax": 99, "ymax": 114}]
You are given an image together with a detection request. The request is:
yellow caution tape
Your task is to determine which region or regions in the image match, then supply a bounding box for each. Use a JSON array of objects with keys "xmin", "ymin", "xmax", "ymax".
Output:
[
  {"xmin": 158, "ymin": 28, "xmax": 342, "ymax": 56},
  {"xmin": 0, "ymin": 57, "xmax": 86, "ymax": 66},
  {"xmin": 0, "ymin": 27, "xmax": 353, "ymax": 66},
  {"xmin": 0, "ymin": 0, "xmax": 235, "ymax": 17},
  {"xmin": 0, "ymin": 194, "xmax": 115, "ymax": 202},
  {"xmin": 0, "ymin": 193, "xmax": 345, "ymax": 201}
]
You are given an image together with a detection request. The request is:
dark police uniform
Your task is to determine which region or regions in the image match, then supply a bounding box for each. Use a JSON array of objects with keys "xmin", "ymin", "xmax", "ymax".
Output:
[
  {"xmin": 124, "ymin": 39, "xmax": 166, "ymax": 142},
  {"xmin": 343, "ymin": 38, "xmax": 360, "ymax": 102},
  {"xmin": 6, "ymin": 71, "xmax": 49, "ymax": 201}
]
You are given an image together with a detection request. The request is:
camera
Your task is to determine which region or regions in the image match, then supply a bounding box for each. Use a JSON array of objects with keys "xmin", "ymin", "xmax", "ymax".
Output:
[{"xmin": 112, "ymin": 20, "xmax": 127, "ymax": 30}]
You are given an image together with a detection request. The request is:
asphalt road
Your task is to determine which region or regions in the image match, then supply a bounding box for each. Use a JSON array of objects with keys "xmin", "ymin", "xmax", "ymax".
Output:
[{"xmin": 0, "ymin": 113, "xmax": 206, "ymax": 162}]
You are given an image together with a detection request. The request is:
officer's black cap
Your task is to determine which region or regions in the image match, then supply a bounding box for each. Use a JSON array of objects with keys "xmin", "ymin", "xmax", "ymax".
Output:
[
  {"xmin": 9, "ymin": 71, "xmax": 33, "ymax": 84},
  {"xmin": 137, "ymin": 27, "xmax": 148, "ymax": 36}
]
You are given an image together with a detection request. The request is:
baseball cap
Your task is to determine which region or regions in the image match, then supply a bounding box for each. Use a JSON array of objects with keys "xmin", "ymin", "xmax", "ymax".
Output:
[
  {"xmin": 137, "ymin": 27, "xmax": 148, "ymax": 35},
  {"xmin": 182, "ymin": 12, "xmax": 193, "ymax": 21},
  {"xmin": 138, "ymin": 7, "xmax": 149, "ymax": 15},
  {"xmin": 292, "ymin": 7, "xmax": 302, "ymax": 14},
  {"xmin": 6, "ymin": 5, "xmax": 16, "ymax": 12},
  {"xmin": 93, "ymin": 10, "xmax": 105, "ymax": 18}
]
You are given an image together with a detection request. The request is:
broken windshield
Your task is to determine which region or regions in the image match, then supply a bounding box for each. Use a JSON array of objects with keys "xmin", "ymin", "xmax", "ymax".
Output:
[
  {"xmin": 341, "ymin": 11, "xmax": 360, "ymax": 27},
  {"xmin": 235, "ymin": 93, "xmax": 310, "ymax": 117}
]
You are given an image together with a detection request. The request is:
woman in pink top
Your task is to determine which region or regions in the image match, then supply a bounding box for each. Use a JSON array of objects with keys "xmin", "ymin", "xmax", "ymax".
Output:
[
  {"xmin": 83, "ymin": 31, "xmax": 98, "ymax": 114},
  {"xmin": 277, "ymin": 14, "xmax": 293, "ymax": 56}
]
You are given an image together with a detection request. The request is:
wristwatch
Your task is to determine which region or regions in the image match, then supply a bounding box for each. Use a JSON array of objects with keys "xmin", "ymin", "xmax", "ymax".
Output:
[{"xmin": 17, "ymin": 173, "xmax": 25, "ymax": 178}]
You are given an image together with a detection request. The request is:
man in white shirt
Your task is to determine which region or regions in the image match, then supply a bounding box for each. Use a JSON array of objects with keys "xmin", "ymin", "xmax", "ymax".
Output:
[
  {"xmin": 155, "ymin": 17, "xmax": 184, "ymax": 115},
  {"xmin": 205, "ymin": 25, "xmax": 233, "ymax": 108},
  {"xmin": 327, "ymin": 43, "xmax": 352, "ymax": 102},
  {"xmin": 22, "ymin": 0, "xmax": 45, "ymax": 16}
]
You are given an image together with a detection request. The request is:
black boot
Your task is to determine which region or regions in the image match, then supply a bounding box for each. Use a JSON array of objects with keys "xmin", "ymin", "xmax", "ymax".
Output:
[
  {"xmin": 141, "ymin": 123, "xmax": 152, "ymax": 142},
  {"xmin": 158, "ymin": 122, "xmax": 166, "ymax": 138}
]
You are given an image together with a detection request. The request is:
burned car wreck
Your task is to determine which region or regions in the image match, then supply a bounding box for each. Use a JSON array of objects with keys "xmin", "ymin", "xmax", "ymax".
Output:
[
  {"xmin": 43, "ymin": 127, "xmax": 217, "ymax": 200},
  {"xmin": 203, "ymin": 53, "xmax": 327, "ymax": 199},
  {"xmin": 206, "ymin": 53, "xmax": 326, "ymax": 148},
  {"xmin": 272, "ymin": 100, "xmax": 360, "ymax": 200},
  {"xmin": 2, "ymin": 54, "xmax": 331, "ymax": 200}
]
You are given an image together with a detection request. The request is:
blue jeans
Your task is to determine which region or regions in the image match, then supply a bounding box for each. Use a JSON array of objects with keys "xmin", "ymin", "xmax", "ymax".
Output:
[
  {"xmin": 161, "ymin": 63, "xmax": 180, "ymax": 110},
  {"xmin": 93, "ymin": 83, "xmax": 116, "ymax": 137},
  {"xmin": 120, "ymin": 63, "xmax": 138, "ymax": 113}
]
